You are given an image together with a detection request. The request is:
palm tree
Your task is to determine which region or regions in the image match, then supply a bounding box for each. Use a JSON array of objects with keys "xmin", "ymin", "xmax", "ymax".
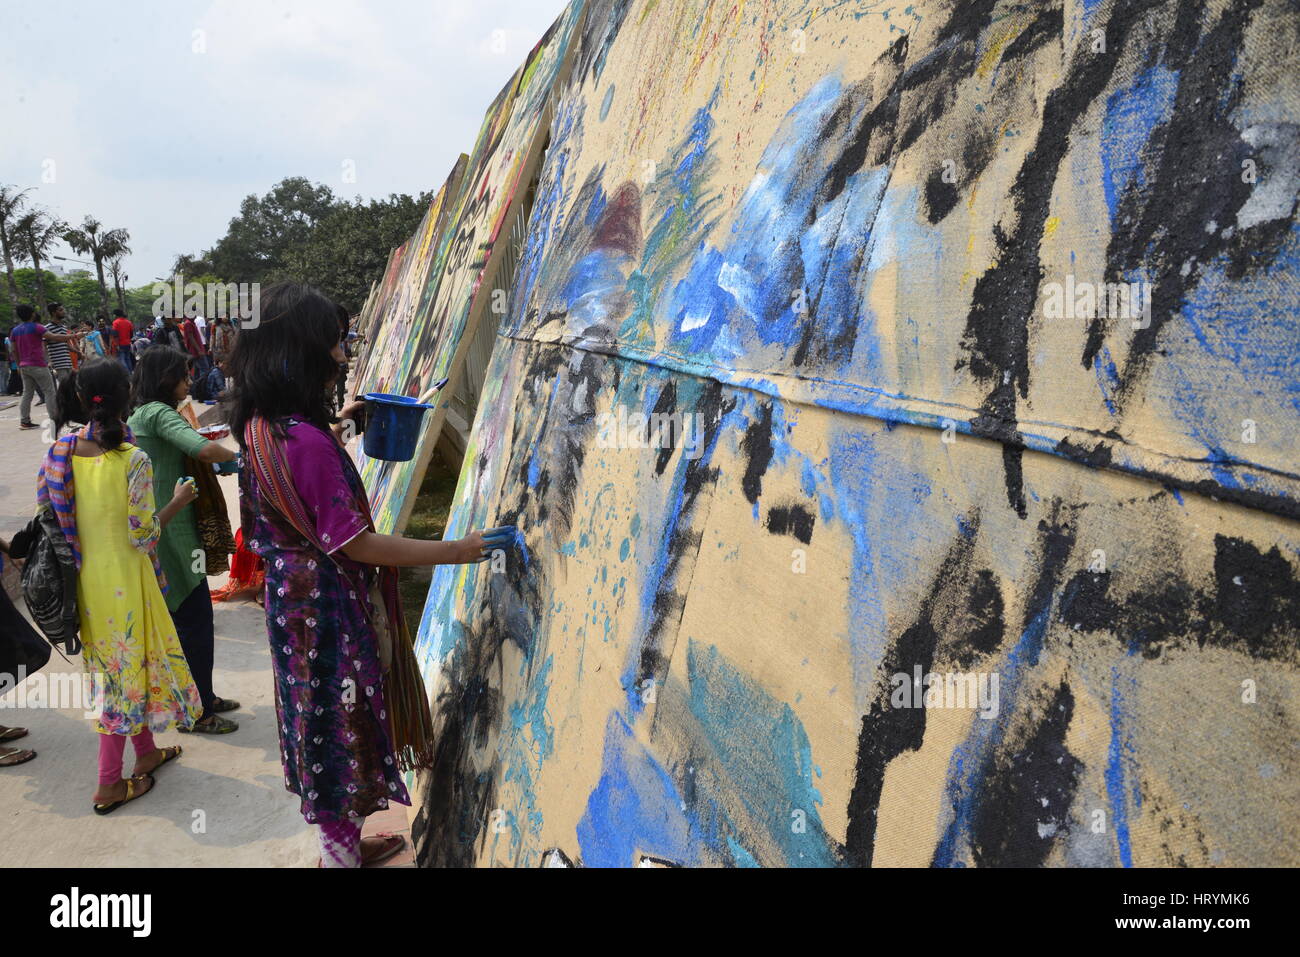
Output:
[
  {"xmin": 108, "ymin": 253, "xmax": 129, "ymax": 312},
  {"xmin": 14, "ymin": 209, "xmax": 66, "ymax": 316},
  {"xmin": 0, "ymin": 184, "xmax": 31, "ymax": 309},
  {"xmin": 63, "ymin": 216, "xmax": 130, "ymax": 315}
]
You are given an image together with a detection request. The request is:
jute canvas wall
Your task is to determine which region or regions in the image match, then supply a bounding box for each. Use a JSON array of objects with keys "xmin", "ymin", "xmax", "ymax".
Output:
[
  {"xmin": 352, "ymin": 161, "xmax": 465, "ymax": 420},
  {"xmin": 355, "ymin": 2, "xmax": 587, "ymax": 533},
  {"xmin": 411, "ymin": 0, "xmax": 1299, "ymax": 866}
]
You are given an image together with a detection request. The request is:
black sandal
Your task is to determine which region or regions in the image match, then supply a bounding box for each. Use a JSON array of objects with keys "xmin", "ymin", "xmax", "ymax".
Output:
[{"xmin": 211, "ymin": 697, "xmax": 241, "ymax": 713}]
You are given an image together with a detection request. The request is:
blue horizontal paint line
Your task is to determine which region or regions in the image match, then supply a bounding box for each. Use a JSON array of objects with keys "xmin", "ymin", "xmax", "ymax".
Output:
[{"xmin": 496, "ymin": 329, "xmax": 1300, "ymax": 521}]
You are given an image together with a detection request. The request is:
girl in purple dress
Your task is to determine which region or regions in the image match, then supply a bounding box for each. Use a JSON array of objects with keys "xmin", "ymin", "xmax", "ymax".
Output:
[{"xmin": 227, "ymin": 282, "xmax": 511, "ymax": 867}]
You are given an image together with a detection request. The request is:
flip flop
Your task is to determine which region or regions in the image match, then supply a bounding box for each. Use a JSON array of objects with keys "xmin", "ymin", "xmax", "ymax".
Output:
[
  {"xmin": 361, "ymin": 832, "xmax": 406, "ymax": 867},
  {"xmin": 92, "ymin": 773, "xmax": 154, "ymax": 815},
  {"xmin": 0, "ymin": 726, "xmax": 29, "ymax": 742},
  {"xmin": 0, "ymin": 747, "xmax": 36, "ymax": 767},
  {"xmin": 211, "ymin": 697, "xmax": 241, "ymax": 713},
  {"xmin": 134, "ymin": 745, "xmax": 182, "ymax": 777}
]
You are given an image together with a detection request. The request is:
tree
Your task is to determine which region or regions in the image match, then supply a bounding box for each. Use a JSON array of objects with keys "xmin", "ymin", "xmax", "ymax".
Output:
[
  {"xmin": 180, "ymin": 176, "xmax": 336, "ymax": 282},
  {"xmin": 64, "ymin": 215, "xmax": 131, "ymax": 315},
  {"xmin": 14, "ymin": 209, "xmax": 65, "ymax": 316},
  {"xmin": 108, "ymin": 253, "xmax": 129, "ymax": 311},
  {"xmin": 1, "ymin": 268, "xmax": 59, "ymax": 328},
  {"xmin": 279, "ymin": 191, "xmax": 431, "ymax": 313},
  {"xmin": 124, "ymin": 281, "xmax": 161, "ymax": 323},
  {"xmin": 170, "ymin": 176, "xmax": 430, "ymax": 314},
  {"xmin": 0, "ymin": 184, "xmax": 31, "ymax": 309},
  {"xmin": 55, "ymin": 273, "xmax": 104, "ymax": 324}
]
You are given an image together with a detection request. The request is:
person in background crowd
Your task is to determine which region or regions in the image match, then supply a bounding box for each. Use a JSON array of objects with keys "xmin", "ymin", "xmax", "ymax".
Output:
[
  {"xmin": 129, "ymin": 347, "xmax": 242, "ymax": 734},
  {"xmin": 228, "ymin": 281, "xmax": 504, "ymax": 867},
  {"xmin": 111, "ymin": 309, "xmax": 135, "ymax": 372},
  {"xmin": 158, "ymin": 315, "xmax": 186, "ymax": 354},
  {"xmin": 12, "ymin": 304, "xmax": 75, "ymax": 429},
  {"xmin": 94, "ymin": 314, "xmax": 114, "ymax": 358},
  {"xmin": 209, "ymin": 315, "xmax": 236, "ymax": 371},
  {"xmin": 36, "ymin": 358, "xmax": 203, "ymax": 814},
  {"xmin": 45, "ymin": 302, "xmax": 77, "ymax": 387},
  {"xmin": 2, "ymin": 330, "xmax": 18, "ymax": 395},
  {"xmin": 212, "ymin": 316, "xmax": 238, "ymax": 396},
  {"xmin": 195, "ymin": 359, "xmax": 226, "ymax": 403},
  {"xmin": 180, "ymin": 314, "xmax": 208, "ymax": 377},
  {"xmin": 80, "ymin": 321, "xmax": 106, "ymax": 361}
]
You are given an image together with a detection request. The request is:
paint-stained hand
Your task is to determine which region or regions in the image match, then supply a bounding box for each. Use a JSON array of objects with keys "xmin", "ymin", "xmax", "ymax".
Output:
[
  {"xmin": 171, "ymin": 477, "xmax": 199, "ymax": 508},
  {"xmin": 456, "ymin": 526, "xmax": 517, "ymax": 564}
]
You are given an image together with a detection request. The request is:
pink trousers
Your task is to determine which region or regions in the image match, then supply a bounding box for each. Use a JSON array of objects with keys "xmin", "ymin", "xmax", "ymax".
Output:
[{"xmin": 97, "ymin": 729, "xmax": 157, "ymax": 790}]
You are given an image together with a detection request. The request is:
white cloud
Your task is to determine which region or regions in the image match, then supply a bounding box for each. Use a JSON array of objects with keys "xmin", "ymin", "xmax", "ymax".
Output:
[{"xmin": 0, "ymin": 0, "xmax": 571, "ymax": 284}]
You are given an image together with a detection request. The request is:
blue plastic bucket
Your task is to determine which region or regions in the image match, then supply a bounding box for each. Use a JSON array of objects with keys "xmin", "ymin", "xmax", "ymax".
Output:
[{"xmin": 362, "ymin": 393, "xmax": 433, "ymax": 462}]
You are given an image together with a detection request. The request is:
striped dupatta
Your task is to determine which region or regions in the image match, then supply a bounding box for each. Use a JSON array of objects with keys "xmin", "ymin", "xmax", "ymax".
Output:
[
  {"xmin": 37, "ymin": 423, "xmax": 168, "ymax": 592},
  {"xmin": 243, "ymin": 415, "xmax": 435, "ymax": 772}
]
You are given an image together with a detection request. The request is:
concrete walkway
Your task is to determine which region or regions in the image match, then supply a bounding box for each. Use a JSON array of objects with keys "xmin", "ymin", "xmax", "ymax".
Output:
[{"xmin": 0, "ymin": 400, "xmax": 320, "ymax": 866}]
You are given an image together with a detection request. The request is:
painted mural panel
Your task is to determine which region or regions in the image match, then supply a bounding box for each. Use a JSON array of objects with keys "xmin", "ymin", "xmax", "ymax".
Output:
[
  {"xmin": 356, "ymin": 1, "xmax": 587, "ymax": 533},
  {"xmin": 412, "ymin": 0, "xmax": 1299, "ymax": 866},
  {"xmin": 352, "ymin": 166, "xmax": 463, "ymax": 413}
]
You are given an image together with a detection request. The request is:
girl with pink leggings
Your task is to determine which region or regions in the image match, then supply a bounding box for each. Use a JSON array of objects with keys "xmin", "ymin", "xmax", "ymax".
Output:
[{"xmin": 36, "ymin": 358, "xmax": 203, "ymax": 815}]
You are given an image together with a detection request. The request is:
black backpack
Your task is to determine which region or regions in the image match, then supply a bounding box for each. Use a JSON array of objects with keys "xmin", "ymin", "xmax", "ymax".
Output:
[{"xmin": 12, "ymin": 506, "xmax": 81, "ymax": 656}]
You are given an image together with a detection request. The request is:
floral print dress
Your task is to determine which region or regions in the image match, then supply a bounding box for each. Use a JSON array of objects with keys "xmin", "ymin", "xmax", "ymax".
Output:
[
  {"xmin": 74, "ymin": 447, "xmax": 202, "ymax": 735},
  {"xmin": 240, "ymin": 418, "xmax": 408, "ymax": 824}
]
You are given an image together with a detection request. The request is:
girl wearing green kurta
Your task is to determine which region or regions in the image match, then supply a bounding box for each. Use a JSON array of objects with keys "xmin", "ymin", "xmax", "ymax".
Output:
[{"xmin": 128, "ymin": 346, "xmax": 241, "ymax": 734}]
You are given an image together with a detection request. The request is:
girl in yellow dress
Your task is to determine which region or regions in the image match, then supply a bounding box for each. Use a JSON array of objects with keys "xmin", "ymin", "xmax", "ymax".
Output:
[{"xmin": 37, "ymin": 359, "xmax": 203, "ymax": 814}]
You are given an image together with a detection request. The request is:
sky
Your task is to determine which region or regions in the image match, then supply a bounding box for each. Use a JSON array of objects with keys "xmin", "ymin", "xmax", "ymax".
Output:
[{"xmin": 0, "ymin": 0, "xmax": 571, "ymax": 284}]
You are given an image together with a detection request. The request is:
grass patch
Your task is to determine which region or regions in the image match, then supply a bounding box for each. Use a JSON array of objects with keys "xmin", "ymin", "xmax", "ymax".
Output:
[{"xmin": 396, "ymin": 451, "xmax": 459, "ymax": 629}]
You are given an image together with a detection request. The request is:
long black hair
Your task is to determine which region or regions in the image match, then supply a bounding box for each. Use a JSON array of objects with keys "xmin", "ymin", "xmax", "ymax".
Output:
[
  {"xmin": 76, "ymin": 358, "xmax": 132, "ymax": 450},
  {"xmin": 227, "ymin": 281, "xmax": 343, "ymax": 444},
  {"xmin": 54, "ymin": 371, "xmax": 88, "ymax": 435},
  {"xmin": 131, "ymin": 345, "xmax": 191, "ymax": 411}
]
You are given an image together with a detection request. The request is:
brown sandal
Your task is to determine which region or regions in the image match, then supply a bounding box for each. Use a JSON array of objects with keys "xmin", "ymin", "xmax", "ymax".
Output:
[{"xmin": 0, "ymin": 747, "xmax": 36, "ymax": 767}]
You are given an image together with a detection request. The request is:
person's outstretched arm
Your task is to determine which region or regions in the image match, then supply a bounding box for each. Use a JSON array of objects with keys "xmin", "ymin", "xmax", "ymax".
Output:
[{"xmin": 341, "ymin": 527, "xmax": 516, "ymax": 568}]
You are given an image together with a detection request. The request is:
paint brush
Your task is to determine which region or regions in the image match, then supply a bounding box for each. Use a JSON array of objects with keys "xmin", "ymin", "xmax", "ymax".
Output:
[{"xmin": 417, "ymin": 377, "xmax": 450, "ymax": 405}]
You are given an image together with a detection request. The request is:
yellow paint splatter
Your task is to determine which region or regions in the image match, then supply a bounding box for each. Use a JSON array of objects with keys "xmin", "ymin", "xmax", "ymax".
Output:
[{"xmin": 977, "ymin": 22, "xmax": 1024, "ymax": 78}]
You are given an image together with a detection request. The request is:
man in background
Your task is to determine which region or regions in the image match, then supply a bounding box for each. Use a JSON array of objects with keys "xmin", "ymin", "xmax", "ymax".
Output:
[
  {"xmin": 159, "ymin": 314, "xmax": 186, "ymax": 353},
  {"xmin": 44, "ymin": 303, "xmax": 76, "ymax": 387},
  {"xmin": 11, "ymin": 304, "xmax": 76, "ymax": 429},
  {"xmin": 112, "ymin": 308, "xmax": 136, "ymax": 372}
]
